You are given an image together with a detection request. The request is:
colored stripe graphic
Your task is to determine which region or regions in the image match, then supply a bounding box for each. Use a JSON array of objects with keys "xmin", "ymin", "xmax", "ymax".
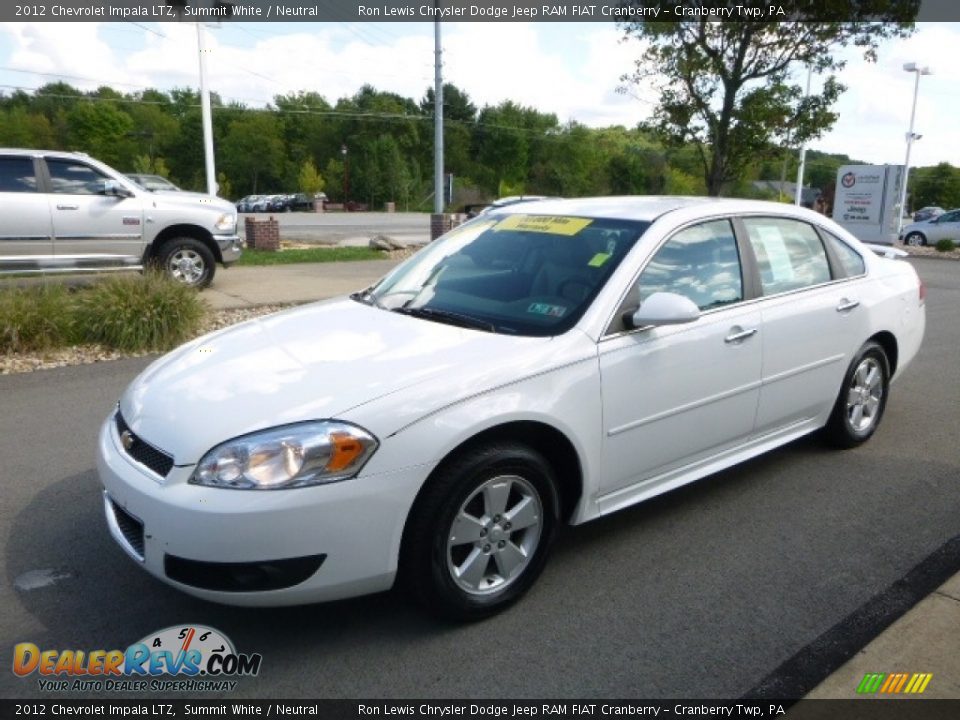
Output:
[{"xmin": 858, "ymin": 672, "xmax": 932, "ymax": 694}]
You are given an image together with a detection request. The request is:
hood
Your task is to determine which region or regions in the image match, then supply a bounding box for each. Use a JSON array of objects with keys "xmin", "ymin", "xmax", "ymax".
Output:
[
  {"xmin": 119, "ymin": 298, "xmax": 556, "ymax": 465},
  {"xmin": 147, "ymin": 190, "xmax": 235, "ymax": 215}
]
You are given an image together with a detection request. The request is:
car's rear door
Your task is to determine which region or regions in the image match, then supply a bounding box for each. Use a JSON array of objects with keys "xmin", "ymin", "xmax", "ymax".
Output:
[
  {"xmin": 0, "ymin": 154, "xmax": 53, "ymax": 269},
  {"xmin": 597, "ymin": 218, "xmax": 762, "ymax": 508},
  {"xmin": 739, "ymin": 216, "xmax": 872, "ymax": 435},
  {"xmin": 43, "ymin": 156, "xmax": 144, "ymax": 268}
]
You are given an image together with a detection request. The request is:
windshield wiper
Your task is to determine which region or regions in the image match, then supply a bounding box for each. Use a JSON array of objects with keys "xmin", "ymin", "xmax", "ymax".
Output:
[
  {"xmin": 392, "ymin": 306, "xmax": 497, "ymax": 333},
  {"xmin": 350, "ymin": 289, "xmax": 385, "ymax": 309}
]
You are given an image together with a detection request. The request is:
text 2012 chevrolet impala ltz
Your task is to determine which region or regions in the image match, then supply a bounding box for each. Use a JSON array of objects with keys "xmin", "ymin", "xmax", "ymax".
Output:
[{"xmin": 97, "ymin": 197, "xmax": 925, "ymax": 619}]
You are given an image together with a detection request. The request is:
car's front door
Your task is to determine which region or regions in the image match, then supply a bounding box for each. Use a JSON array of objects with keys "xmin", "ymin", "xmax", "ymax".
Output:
[
  {"xmin": 0, "ymin": 155, "xmax": 53, "ymax": 269},
  {"xmin": 927, "ymin": 210, "xmax": 960, "ymax": 245},
  {"xmin": 597, "ymin": 218, "xmax": 762, "ymax": 510},
  {"xmin": 43, "ymin": 157, "xmax": 144, "ymax": 267}
]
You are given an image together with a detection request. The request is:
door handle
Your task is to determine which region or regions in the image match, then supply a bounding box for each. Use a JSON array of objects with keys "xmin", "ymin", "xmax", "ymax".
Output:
[
  {"xmin": 56, "ymin": 204, "xmax": 79, "ymax": 210},
  {"xmin": 836, "ymin": 299, "xmax": 860, "ymax": 312},
  {"xmin": 724, "ymin": 327, "xmax": 758, "ymax": 344}
]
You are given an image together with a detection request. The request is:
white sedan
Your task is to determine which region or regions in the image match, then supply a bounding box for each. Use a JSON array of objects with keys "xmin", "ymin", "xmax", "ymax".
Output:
[{"xmin": 97, "ymin": 197, "xmax": 925, "ymax": 619}]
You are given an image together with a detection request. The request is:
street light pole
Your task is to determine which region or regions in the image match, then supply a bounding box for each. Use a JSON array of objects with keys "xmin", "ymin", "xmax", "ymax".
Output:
[
  {"xmin": 897, "ymin": 62, "xmax": 932, "ymax": 236},
  {"xmin": 794, "ymin": 65, "xmax": 812, "ymax": 206},
  {"xmin": 341, "ymin": 144, "xmax": 349, "ymax": 205}
]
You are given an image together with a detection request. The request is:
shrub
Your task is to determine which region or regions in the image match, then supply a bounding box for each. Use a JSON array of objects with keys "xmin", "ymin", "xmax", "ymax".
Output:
[
  {"xmin": 73, "ymin": 272, "xmax": 206, "ymax": 352},
  {"xmin": 935, "ymin": 238, "xmax": 956, "ymax": 253},
  {"xmin": 0, "ymin": 283, "xmax": 76, "ymax": 353}
]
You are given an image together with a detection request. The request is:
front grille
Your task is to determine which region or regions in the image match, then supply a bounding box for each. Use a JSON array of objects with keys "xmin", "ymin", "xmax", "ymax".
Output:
[
  {"xmin": 106, "ymin": 497, "xmax": 145, "ymax": 561},
  {"xmin": 115, "ymin": 412, "xmax": 174, "ymax": 478}
]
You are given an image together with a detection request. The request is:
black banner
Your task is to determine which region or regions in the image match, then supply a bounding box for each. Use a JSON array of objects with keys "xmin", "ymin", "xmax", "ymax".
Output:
[
  {"xmin": 3, "ymin": 700, "xmax": 960, "ymax": 719},
  {"xmin": 2, "ymin": 0, "xmax": 956, "ymax": 24}
]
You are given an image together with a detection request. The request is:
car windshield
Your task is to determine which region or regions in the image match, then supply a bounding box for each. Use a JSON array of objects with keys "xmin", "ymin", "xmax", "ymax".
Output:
[{"xmin": 360, "ymin": 214, "xmax": 649, "ymax": 336}]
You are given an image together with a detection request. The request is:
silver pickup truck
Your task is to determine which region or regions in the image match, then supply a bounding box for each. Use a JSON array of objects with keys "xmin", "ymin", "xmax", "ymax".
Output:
[{"xmin": 0, "ymin": 149, "xmax": 241, "ymax": 288}]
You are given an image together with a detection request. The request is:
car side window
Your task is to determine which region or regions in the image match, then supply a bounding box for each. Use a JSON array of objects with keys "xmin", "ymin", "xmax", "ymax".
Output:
[
  {"xmin": 742, "ymin": 217, "xmax": 832, "ymax": 295},
  {"xmin": 938, "ymin": 211, "xmax": 959, "ymax": 224},
  {"xmin": 822, "ymin": 231, "xmax": 865, "ymax": 277},
  {"xmin": 0, "ymin": 157, "xmax": 37, "ymax": 193},
  {"xmin": 47, "ymin": 159, "xmax": 109, "ymax": 195},
  {"xmin": 637, "ymin": 219, "xmax": 743, "ymax": 312}
]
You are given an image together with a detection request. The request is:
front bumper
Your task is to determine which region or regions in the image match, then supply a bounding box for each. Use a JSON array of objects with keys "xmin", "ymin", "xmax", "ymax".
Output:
[
  {"xmin": 96, "ymin": 415, "xmax": 427, "ymax": 606},
  {"xmin": 215, "ymin": 234, "xmax": 243, "ymax": 264}
]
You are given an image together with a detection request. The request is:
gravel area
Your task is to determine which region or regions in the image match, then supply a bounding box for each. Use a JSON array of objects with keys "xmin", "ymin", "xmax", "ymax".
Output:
[
  {"xmin": 0, "ymin": 304, "xmax": 292, "ymax": 376},
  {"xmin": 898, "ymin": 244, "xmax": 960, "ymax": 260}
]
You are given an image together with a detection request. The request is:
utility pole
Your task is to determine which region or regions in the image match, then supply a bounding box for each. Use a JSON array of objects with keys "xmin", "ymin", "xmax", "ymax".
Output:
[
  {"xmin": 196, "ymin": 22, "xmax": 217, "ymax": 196},
  {"xmin": 433, "ymin": 14, "xmax": 444, "ymax": 216}
]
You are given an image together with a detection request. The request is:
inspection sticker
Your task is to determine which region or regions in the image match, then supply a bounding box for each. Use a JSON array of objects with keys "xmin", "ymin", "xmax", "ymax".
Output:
[
  {"xmin": 527, "ymin": 303, "xmax": 567, "ymax": 317},
  {"xmin": 495, "ymin": 215, "xmax": 593, "ymax": 236},
  {"xmin": 588, "ymin": 252, "xmax": 611, "ymax": 267}
]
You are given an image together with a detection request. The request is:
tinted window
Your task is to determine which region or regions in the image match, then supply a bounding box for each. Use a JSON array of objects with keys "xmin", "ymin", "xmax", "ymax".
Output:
[
  {"xmin": 938, "ymin": 211, "xmax": 960, "ymax": 223},
  {"xmin": 638, "ymin": 219, "xmax": 743, "ymax": 311},
  {"xmin": 823, "ymin": 231, "xmax": 865, "ymax": 277},
  {"xmin": 0, "ymin": 157, "xmax": 37, "ymax": 193},
  {"xmin": 47, "ymin": 159, "xmax": 108, "ymax": 195},
  {"xmin": 366, "ymin": 214, "xmax": 648, "ymax": 336},
  {"xmin": 743, "ymin": 217, "xmax": 831, "ymax": 295}
]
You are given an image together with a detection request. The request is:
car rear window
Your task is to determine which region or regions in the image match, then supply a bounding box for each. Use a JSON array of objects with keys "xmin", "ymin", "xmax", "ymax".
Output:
[{"xmin": 0, "ymin": 157, "xmax": 37, "ymax": 193}]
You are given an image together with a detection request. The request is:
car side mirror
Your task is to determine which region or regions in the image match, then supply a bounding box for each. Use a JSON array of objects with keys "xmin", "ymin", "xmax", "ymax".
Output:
[
  {"xmin": 103, "ymin": 180, "xmax": 133, "ymax": 198},
  {"xmin": 626, "ymin": 291, "xmax": 700, "ymax": 329}
]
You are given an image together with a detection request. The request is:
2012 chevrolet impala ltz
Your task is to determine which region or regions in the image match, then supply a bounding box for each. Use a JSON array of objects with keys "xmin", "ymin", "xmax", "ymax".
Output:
[{"xmin": 97, "ymin": 197, "xmax": 925, "ymax": 619}]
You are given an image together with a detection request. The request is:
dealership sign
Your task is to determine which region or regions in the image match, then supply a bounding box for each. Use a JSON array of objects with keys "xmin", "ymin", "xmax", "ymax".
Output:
[{"xmin": 832, "ymin": 165, "xmax": 903, "ymax": 245}]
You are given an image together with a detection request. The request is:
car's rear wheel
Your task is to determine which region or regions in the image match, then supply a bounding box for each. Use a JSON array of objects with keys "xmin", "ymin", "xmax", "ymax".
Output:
[
  {"xmin": 400, "ymin": 442, "xmax": 560, "ymax": 620},
  {"xmin": 157, "ymin": 237, "xmax": 215, "ymax": 289},
  {"xmin": 823, "ymin": 341, "xmax": 890, "ymax": 448},
  {"xmin": 905, "ymin": 232, "xmax": 926, "ymax": 247}
]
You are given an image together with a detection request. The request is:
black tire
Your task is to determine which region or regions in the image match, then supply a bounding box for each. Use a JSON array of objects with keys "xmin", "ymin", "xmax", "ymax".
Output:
[
  {"xmin": 399, "ymin": 441, "xmax": 560, "ymax": 621},
  {"xmin": 156, "ymin": 237, "xmax": 216, "ymax": 289},
  {"xmin": 823, "ymin": 341, "xmax": 890, "ymax": 449},
  {"xmin": 905, "ymin": 232, "xmax": 926, "ymax": 247}
]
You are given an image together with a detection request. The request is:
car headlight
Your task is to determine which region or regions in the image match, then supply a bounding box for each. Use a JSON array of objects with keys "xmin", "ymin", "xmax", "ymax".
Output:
[
  {"xmin": 214, "ymin": 213, "xmax": 236, "ymax": 231},
  {"xmin": 190, "ymin": 421, "xmax": 378, "ymax": 490}
]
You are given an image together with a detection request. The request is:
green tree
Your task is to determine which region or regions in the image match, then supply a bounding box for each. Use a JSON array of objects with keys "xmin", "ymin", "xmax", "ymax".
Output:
[
  {"xmin": 297, "ymin": 158, "xmax": 325, "ymax": 195},
  {"xmin": 66, "ymin": 101, "xmax": 134, "ymax": 166},
  {"xmin": 220, "ymin": 112, "xmax": 285, "ymax": 195},
  {"xmin": 620, "ymin": 7, "xmax": 917, "ymax": 195},
  {"xmin": 913, "ymin": 163, "xmax": 960, "ymax": 210}
]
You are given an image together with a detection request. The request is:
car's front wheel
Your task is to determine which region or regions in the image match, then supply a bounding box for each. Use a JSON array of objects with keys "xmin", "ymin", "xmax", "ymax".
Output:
[
  {"xmin": 400, "ymin": 442, "xmax": 560, "ymax": 620},
  {"xmin": 157, "ymin": 237, "xmax": 215, "ymax": 289},
  {"xmin": 905, "ymin": 232, "xmax": 926, "ymax": 247},
  {"xmin": 823, "ymin": 341, "xmax": 890, "ymax": 448}
]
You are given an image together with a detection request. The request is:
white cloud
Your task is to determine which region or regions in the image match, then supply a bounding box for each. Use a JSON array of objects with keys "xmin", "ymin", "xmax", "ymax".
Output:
[{"xmin": 1, "ymin": 21, "xmax": 958, "ymax": 168}]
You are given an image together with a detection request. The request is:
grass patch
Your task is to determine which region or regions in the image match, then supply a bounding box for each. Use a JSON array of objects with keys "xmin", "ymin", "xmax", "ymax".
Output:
[
  {"xmin": 236, "ymin": 246, "xmax": 385, "ymax": 266},
  {"xmin": 0, "ymin": 283, "xmax": 77, "ymax": 352},
  {"xmin": 1, "ymin": 273, "xmax": 205, "ymax": 354}
]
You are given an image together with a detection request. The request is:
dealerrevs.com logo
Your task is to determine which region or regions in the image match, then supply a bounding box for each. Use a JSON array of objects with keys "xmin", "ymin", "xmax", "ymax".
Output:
[{"xmin": 13, "ymin": 625, "xmax": 262, "ymax": 693}]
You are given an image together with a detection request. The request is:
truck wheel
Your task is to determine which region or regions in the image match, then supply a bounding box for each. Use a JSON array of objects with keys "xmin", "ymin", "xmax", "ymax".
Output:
[{"xmin": 157, "ymin": 237, "xmax": 215, "ymax": 289}]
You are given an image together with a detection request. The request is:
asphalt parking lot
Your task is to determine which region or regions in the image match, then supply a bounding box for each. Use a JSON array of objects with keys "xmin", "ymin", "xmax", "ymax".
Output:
[{"xmin": 0, "ymin": 258, "xmax": 957, "ymax": 699}]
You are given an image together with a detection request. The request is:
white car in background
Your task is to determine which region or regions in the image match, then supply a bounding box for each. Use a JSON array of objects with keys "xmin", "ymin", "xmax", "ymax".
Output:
[
  {"xmin": 900, "ymin": 208, "xmax": 960, "ymax": 247},
  {"xmin": 98, "ymin": 197, "xmax": 925, "ymax": 619}
]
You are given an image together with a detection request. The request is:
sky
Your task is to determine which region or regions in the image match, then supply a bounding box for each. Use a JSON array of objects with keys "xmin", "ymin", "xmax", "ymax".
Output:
[{"xmin": 0, "ymin": 20, "xmax": 958, "ymax": 172}]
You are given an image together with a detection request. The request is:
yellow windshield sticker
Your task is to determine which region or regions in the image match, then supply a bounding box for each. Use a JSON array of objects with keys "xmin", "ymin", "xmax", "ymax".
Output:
[
  {"xmin": 588, "ymin": 252, "xmax": 611, "ymax": 268},
  {"xmin": 494, "ymin": 215, "xmax": 593, "ymax": 236}
]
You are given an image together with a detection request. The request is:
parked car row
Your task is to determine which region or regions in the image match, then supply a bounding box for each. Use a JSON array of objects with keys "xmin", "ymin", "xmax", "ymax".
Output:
[{"xmin": 236, "ymin": 192, "xmax": 327, "ymax": 213}]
